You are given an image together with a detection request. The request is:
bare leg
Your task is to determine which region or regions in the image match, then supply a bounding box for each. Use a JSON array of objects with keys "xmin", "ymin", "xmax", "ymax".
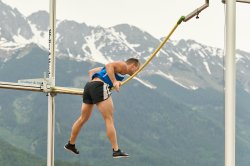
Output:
[
  {"xmin": 69, "ymin": 103, "xmax": 94, "ymax": 144},
  {"xmin": 97, "ymin": 97, "xmax": 119, "ymax": 151}
]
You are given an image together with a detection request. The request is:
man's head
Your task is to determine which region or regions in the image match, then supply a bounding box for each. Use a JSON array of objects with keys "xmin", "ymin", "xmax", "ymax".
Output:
[{"xmin": 125, "ymin": 58, "xmax": 140, "ymax": 75}]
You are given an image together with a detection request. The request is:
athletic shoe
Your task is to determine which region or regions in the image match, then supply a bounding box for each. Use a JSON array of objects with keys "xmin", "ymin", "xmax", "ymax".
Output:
[
  {"xmin": 64, "ymin": 142, "xmax": 79, "ymax": 155},
  {"xmin": 113, "ymin": 149, "xmax": 129, "ymax": 158}
]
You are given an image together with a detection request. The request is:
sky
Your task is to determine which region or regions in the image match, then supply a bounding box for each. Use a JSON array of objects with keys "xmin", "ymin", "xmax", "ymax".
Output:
[{"xmin": 2, "ymin": 0, "xmax": 250, "ymax": 52}]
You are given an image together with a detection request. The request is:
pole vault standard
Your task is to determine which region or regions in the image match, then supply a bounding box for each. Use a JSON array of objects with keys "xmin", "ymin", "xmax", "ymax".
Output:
[
  {"xmin": 222, "ymin": 1, "xmax": 250, "ymax": 166},
  {"xmin": 47, "ymin": 0, "xmax": 56, "ymax": 165},
  {"xmin": 0, "ymin": 0, "xmax": 83, "ymax": 165},
  {"xmin": 225, "ymin": 1, "xmax": 236, "ymax": 166}
]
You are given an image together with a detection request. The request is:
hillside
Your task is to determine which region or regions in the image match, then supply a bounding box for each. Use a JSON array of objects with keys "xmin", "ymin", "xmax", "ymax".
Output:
[
  {"xmin": 0, "ymin": 45, "xmax": 249, "ymax": 166},
  {"xmin": 0, "ymin": 138, "xmax": 80, "ymax": 166}
]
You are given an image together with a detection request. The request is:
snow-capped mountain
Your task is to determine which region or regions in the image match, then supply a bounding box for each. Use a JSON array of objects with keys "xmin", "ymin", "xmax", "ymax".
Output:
[
  {"xmin": 27, "ymin": 10, "xmax": 49, "ymax": 48},
  {"xmin": 0, "ymin": 0, "xmax": 33, "ymax": 60},
  {"xmin": 1, "ymin": 0, "xmax": 250, "ymax": 93},
  {"xmin": 0, "ymin": 0, "xmax": 33, "ymax": 42}
]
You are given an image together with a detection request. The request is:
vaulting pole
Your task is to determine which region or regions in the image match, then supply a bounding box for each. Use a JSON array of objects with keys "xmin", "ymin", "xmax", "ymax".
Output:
[
  {"xmin": 120, "ymin": 1, "xmax": 209, "ymax": 88},
  {"xmin": 224, "ymin": 0, "xmax": 236, "ymax": 166},
  {"xmin": 48, "ymin": 0, "xmax": 56, "ymax": 166}
]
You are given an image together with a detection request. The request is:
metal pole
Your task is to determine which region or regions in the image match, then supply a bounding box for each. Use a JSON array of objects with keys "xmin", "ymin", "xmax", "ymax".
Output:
[
  {"xmin": 222, "ymin": 0, "xmax": 250, "ymax": 4},
  {"xmin": 225, "ymin": 0, "xmax": 236, "ymax": 166},
  {"xmin": 184, "ymin": 0, "xmax": 209, "ymax": 22},
  {"xmin": 48, "ymin": 0, "xmax": 56, "ymax": 166},
  {"xmin": 0, "ymin": 81, "xmax": 43, "ymax": 92}
]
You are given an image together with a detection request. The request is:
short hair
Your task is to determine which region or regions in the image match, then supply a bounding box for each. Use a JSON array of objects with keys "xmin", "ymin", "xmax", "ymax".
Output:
[{"xmin": 126, "ymin": 58, "xmax": 140, "ymax": 67}]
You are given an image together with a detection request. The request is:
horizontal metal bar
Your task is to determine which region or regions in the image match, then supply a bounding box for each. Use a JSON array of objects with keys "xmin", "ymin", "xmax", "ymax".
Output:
[
  {"xmin": 0, "ymin": 81, "xmax": 83, "ymax": 95},
  {"xmin": 0, "ymin": 81, "xmax": 43, "ymax": 92},
  {"xmin": 237, "ymin": 0, "xmax": 250, "ymax": 3},
  {"xmin": 50, "ymin": 86, "xmax": 83, "ymax": 95},
  {"xmin": 184, "ymin": 0, "xmax": 209, "ymax": 22},
  {"xmin": 222, "ymin": 0, "xmax": 250, "ymax": 3}
]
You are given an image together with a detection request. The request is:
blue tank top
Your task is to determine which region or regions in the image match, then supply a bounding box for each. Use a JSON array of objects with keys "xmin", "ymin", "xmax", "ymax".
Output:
[{"xmin": 92, "ymin": 67, "xmax": 125, "ymax": 88}]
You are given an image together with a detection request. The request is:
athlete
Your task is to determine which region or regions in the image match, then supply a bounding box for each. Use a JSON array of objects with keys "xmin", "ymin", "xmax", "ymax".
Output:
[{"xmin": 64, "ymin": 58, "xmax": 140, "ymax": 158}]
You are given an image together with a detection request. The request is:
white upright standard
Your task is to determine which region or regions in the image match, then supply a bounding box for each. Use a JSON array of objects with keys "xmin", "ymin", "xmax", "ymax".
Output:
[
  {"xmin": 223, "ymin": 1, "xmax": 250, "ymax": 166},
  {"xmin": 224, "ymin": 0, "xmax": 236, "ymax": 166},
  {"xmin": 47, "ymin": 0, "xmax": 56, "ymax": 166}
]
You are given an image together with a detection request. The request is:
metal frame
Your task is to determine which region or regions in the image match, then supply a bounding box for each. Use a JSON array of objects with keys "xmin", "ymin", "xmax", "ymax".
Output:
[
  {"xmin": 223, "ymin": 0, "xmax": 249, "ymax": 166},
  {"xmin": 224, "ymin": 1, "xmax": 236, "ymax": 166},
  {"xmin": 184, "ymin": 0, "xmax": 209, "ymax": 22},
  {"xmin": 0, "ymin": 81, "xmax": 83, "ymax": 95},
  {"xmin": 0, "ymin": 1, "xmax": 82, "ymax": 166},
  {"xmin": 222, "ymin": 0, "xmax": 250, "ymax": 4}
]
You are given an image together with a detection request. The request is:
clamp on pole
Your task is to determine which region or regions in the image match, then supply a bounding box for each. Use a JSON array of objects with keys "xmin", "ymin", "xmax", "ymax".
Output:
[
  {"xmin": 196, "ymin": 9, "xmax": 200, "ymax": 19},
  {"xmin": 41, "ymin": 72, "xmax": 57, "ymax": 96},
  {"xmin": 41, "ymin": 72, "xmax": 51, "ymax": 93}
]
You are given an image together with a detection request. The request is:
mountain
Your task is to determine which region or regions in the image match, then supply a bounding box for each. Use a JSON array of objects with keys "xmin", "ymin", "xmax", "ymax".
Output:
[
  {"xmin": 0, "ymin": 42, "xmax": 250, "ymax": 166},
  {"xmin": 1, "ymin": 3, "xmax": 250, "ymax": 94},
  {"xmin": 27, "ymin": 11, "xmax": 49, "ymax": 32},
  {"xmin": 0, "ymin": 138, "xmax": 79, "ymax": 166},
  {"xmin": 1, "ymin": 1, "xmax": 250, "ymax": 166},
  {"xmin": 0, "ymin": 46, "xmax": 225, "ymax": 166},
  {"xmin": 0, "ymin": 138, "xmax": 44, "ymax": 166},
  {"xmin": 0, "ymin": 0, "xmax": 33, "ymax": 42}
]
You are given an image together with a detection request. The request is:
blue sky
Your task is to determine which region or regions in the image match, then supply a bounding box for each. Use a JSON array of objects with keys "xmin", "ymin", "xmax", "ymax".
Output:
[{"xmin": 2, "ymin": 0, "xmax": 250, "ymax": 52}]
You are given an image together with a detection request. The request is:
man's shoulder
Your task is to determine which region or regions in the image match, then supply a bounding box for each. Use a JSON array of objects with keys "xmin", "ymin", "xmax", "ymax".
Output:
[
  {"xmin": 113, "ymin": 61, "xmax": 126, "ymax": 65},
  {"xmin": 112, "ymin": 61, "xmax": 127, "ymax": 69},
  {"xmin": 118, "ymin": 61, "xmax": 128, "ymax": 72},
  {"xmin": 107, "ymin": 61, "xmax": 127, "ymax": 74}
]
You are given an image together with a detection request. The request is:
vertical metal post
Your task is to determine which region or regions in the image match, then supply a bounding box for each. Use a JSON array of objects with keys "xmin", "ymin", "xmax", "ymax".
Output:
[
  {"xmin": 48, "ymin": 0, "xmax": 56, "ymax": 166},
  {"xmin": 225, "ymin": 0, "xmax": 236, "ymax": 166}
]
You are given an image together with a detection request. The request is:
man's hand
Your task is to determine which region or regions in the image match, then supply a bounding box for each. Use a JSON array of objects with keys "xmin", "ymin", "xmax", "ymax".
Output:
[{"xmin": 113, "ymin": 81, "xmax": 121, "ymax": 92}]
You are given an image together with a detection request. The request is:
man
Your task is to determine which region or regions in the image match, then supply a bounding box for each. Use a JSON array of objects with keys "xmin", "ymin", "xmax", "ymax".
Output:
[{"xmin": 64, "ymin": 58, "xmax": 140, "ymax": 158}]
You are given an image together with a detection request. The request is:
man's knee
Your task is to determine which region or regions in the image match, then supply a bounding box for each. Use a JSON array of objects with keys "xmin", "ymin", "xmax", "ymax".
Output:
[
  {"xmin": 81, "ymin": 108, "xmax": 92, "ymax": 120},
  {"xmin": 104, "ymin": 116, "xmax": 114, "ymax": 125},
  {"xmin": 78, "ymin": 115, "xmax": 89, "ymax": 125}
]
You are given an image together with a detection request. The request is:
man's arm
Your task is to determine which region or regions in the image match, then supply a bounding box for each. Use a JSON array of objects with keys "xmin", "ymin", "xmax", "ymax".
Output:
[
  {"xmin": 88, "ymin": 67, "xmax": 102, "ymax": 80},
  {"xmin": 105, "ymin": 62, "xmax": 127, "ymax": 92}
]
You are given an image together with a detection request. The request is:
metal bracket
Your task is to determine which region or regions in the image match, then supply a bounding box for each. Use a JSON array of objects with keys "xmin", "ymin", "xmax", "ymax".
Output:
[
  {"xmin": 196, "ymin": 9, "xmax": 200, "ymax": 19},
  {"xmin": 41, "ymin": 79, "xmax": 51, "ymax": 93},
  {"xmin": 184, "ymin": 0, "xmax": 209, "ymax": 22},
  {"xmin": 41, "ymin": 72, "xmax": 51, "ymax": 93}
]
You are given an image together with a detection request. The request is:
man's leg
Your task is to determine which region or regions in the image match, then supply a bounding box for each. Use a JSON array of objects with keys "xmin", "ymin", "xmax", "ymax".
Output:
[
  {"xmin": 96, "ymin": 97, "xmax": 119, "ymax": 151},
  {"xmin": 69, "ymin": 103, "xmax": 94, "ymax": 144},
  {"xmin": 97, "ymin": 97, "xmax": 129, "ymax": 158},
  {"xmin": 65, "ymin": 103, "xmax": 94, "ymax": 154}
]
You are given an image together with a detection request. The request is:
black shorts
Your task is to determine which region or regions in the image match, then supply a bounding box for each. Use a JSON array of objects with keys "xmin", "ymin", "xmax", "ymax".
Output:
[{"xmin": 82, "ymin": 81, "xmax": 111, "ymax": 104}]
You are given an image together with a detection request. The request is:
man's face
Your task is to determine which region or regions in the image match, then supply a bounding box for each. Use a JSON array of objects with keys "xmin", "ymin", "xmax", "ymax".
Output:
[{"xmin": 129, "ymin": 63, "xmax": 140, "ymax": 75}]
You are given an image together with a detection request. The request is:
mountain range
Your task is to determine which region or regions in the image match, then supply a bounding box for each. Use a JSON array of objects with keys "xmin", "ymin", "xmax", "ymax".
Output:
[{"xmin": 1, "ymin": 0, "xmax": 250, "ymax": 166}]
